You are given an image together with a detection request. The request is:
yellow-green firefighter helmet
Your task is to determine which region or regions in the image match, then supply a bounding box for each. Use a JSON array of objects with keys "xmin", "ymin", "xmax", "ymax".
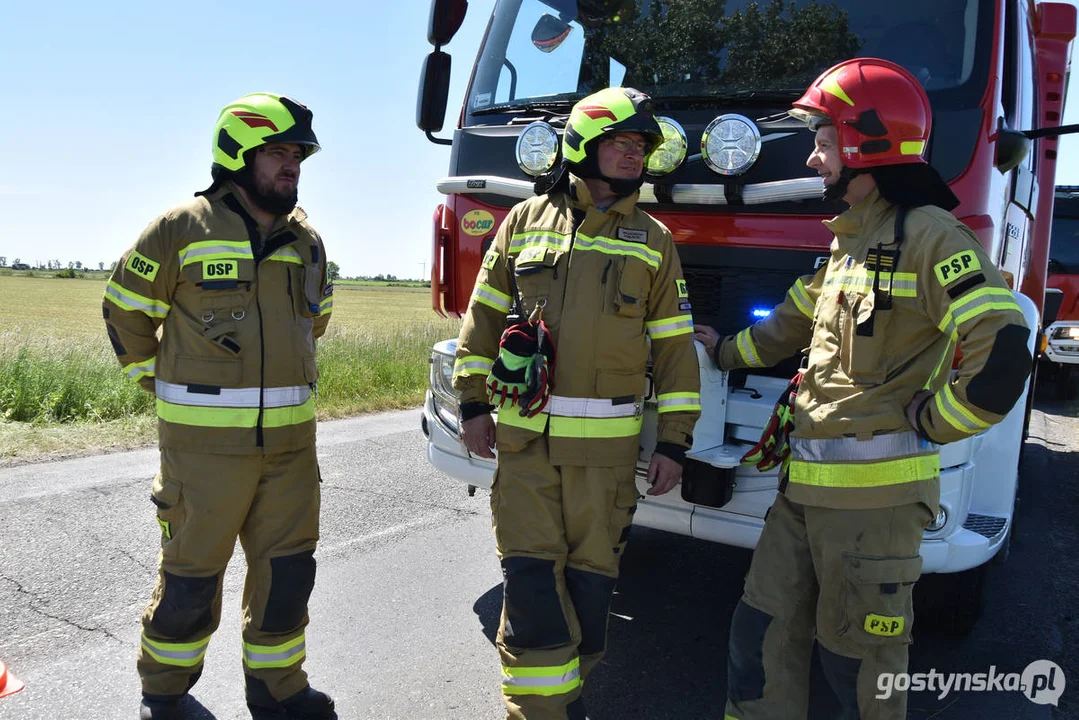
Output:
[
  {"xmin": 562, "ymin": 87, "xmax": 663, "ymax": 166},
  {"xmin": 212, "ymin": 93, "xmax": 320, "ymax": 172}
]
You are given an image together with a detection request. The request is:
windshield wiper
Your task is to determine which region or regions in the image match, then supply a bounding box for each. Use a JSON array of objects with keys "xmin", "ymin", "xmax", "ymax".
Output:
[
  {"xmin": 472, "ymin": 99, "xmax": 577, "ymax": 117},
  {"xmin": 650, "ymin": 89, "xmax": 804, "ymax": 108}
]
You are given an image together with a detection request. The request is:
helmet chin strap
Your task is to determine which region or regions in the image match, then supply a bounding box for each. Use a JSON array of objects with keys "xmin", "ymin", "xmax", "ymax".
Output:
[
  {"xmin": 602, "ymin": 173, "xmax": 645, "ymax": 196},
  {"xmin": 822, "ymin": 165, "xmax": 862, "ymax": 202}
]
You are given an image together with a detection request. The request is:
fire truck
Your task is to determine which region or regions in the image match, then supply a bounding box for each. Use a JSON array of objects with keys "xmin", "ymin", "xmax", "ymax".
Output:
[
  {"xmin": 1044, "ymin": 186, "xmax": 1079, "ymax": 398},
  {"xmin": 416, "ymin": 0, "xmax": 1076, "ymax": 631}
]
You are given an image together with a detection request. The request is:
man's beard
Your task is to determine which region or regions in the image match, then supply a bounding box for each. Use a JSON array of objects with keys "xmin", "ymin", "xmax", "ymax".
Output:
[{"xmin": 238, "ymin": 170, "xmax": 298, "ymax": 215}]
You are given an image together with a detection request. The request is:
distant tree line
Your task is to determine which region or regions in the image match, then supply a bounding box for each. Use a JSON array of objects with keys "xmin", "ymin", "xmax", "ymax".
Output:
[{"xmin": 0, "ymin": 256, "xmax": 116, "ymax": 272}]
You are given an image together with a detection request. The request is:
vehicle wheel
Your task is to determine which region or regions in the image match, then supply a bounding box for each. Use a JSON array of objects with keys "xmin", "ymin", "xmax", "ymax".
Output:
[{"xmin": 914, "ymin": 564, "xmax": 987, "ymax": 637}]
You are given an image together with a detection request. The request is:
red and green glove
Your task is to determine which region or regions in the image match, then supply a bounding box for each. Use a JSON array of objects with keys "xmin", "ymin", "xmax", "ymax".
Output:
[
  {"xmin": 486, "ymin": 318, "xmax": 556, "ymax": 418},
  {"xmin": 740, "ymin": 372, "xmax": 802, "ymax": 473}
]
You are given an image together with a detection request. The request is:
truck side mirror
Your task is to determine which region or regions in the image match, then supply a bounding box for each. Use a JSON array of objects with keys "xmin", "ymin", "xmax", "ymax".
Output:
[
  {"xmin": 995, "ymin": 128, "xmax": 1031, "ymax": 173},
  {"xmin": 417, "ymin": 51, "xmax": 452, "ymax": 136},
  {"xmin": 1044, "ymin": 287, "xmax": 1064, "ymax": 327},
  {"xmin": 532, "ymin": 13, "xmax": 573, "ymax": 53},
  {"xmin": 428, "ymin": 0, "xmax": 468, "ymax": 46}
]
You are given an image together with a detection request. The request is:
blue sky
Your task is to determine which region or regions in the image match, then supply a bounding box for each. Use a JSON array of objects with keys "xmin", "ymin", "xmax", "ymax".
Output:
[{"xmin": 3, "ymin": 0, "xmax": 1078, "ymax": 278}]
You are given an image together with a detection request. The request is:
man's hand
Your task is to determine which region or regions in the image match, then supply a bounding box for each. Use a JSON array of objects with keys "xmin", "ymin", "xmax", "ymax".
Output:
[
  {"xmin": 646, "ymin": 453, "xmax": 683, "ymax": 496},
  {"xmin": 461, "ymin": 413, "xmax": 496, "ymax": 459},
  {"xmin": 693, "ymin": 324, "xmax": 720, "ymax": 359},
  {"xmin": 905, "ymin": 390, "xmax": 933, "ymax": 432}
]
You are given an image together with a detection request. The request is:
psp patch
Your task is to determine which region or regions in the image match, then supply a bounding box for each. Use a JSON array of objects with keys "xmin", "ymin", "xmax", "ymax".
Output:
[
  {"xmin": 864, "ymin": 613, "xmax": 904, "ymax": 637},
  {"xmin": 126, "ymin": 251, "xmax": 160, "ymax": 282},
  {"xmin": 676, "ymin": 279, "xmax": 689, "ymax": 298},
  {"xmin": 934, "ymin": 250, "xmax": 981, "ymax": 286},
  {"xmin": 482, "ymin": 249, "xmax": 499, "ymax": 270},
  {"xmin": 617, "ymin": 227, "xmax": 648, "ymax": 244}
]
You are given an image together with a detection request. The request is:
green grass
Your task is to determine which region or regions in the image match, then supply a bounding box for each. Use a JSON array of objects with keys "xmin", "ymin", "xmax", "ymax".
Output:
[{"xmin": 0, "ymin": 277, "xmax": 460, "ymax": 463}]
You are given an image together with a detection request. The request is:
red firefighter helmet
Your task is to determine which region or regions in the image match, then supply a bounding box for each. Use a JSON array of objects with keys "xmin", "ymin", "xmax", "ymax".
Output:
[{"xmin": 790, "ymin": 58, "xmax": 931, "ymax": 169}]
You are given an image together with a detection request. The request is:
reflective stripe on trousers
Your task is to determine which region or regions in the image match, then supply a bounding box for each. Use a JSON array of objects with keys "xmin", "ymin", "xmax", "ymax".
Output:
[
  {"xmin": 141, "ymin": 633, "xmax": 211, "ymax": 668},
  {"xmin": 243, "ymin": 633, "xmax": 307, "ymax": 669},
  {"xmin": 502, "ymin": 657, "xmax": 582, "ymax": 697}
]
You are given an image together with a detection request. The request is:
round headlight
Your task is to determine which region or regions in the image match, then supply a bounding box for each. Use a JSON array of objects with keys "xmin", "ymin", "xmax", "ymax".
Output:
[
  {"xmin": 516, "ymin": 121, "xmax": 559, "ymax": 177},
  {"xmin": 926, "ymin": 507, "xmax": 948, "ymax": 532},
  {"xmin": 701, "ymin": 114, "xmax": 762, "ymax": 176},
  {"xmin": 646, "ymin": 116, "xmax": 687, "ymax": 177}
]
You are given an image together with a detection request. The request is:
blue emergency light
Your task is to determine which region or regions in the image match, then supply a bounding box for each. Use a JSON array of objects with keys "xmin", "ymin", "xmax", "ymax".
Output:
[{"xmin": 751, "ymin": 307, "xmax": 772, "ymax": 319}]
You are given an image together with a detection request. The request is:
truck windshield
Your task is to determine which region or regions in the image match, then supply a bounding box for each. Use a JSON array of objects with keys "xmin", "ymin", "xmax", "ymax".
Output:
[
  {"xmin": 1050, "ymin": 217, "xmax": 1079, "ymax": 274},
  {"xmin": 467, "ymin": 0, "xmax": 989, "ymax": 121}
]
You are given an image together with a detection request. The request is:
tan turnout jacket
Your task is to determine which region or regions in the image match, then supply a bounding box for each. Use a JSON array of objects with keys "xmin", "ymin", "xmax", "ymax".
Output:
[
  {"xmin": 718, "ymin": 188, "xmax": 1030, "ymax": 508},
  {"xmin": 103, "ymin": 183, "xmax": 333, "ymax": 454},
  {"xmin": 454, "ymin": 175, "xmax": 701, "ymax": 466}
]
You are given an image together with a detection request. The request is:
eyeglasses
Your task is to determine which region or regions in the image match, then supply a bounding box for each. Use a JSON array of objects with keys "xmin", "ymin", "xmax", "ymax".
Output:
[{"xmin": 605, "ymin": 136, "xmax": 650, "ymax": 155}]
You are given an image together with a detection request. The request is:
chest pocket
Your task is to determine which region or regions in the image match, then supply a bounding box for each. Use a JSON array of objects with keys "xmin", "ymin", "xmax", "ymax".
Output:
[
  {"xmin": 513, "ymin": 246, "xmax": 560, "ymax": 316},
  {"xmin": 288, "ymin": 261, "xmax": 324, "ymax": 319},
  {"xmin": 193, "ymin": 259, "xmax": 256, "ymax": 320},
  {"xmin": 838, "ymin": 289, "xmax": 894, "ymax": 386},
  {"xmin": 606, "ymin": 256, "xmax": 651, "ymax": 318}
]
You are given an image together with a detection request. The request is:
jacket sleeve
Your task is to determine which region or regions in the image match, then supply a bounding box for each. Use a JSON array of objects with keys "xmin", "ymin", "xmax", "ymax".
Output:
[
  {"xmin": 914, "ymin": 221, "xmax": 1031, "ymax": 444},
  {"xmin": 715, "ymin": 268, "xmax": 823, "ymax": 371},
  {"xmin": 102, "ymin": 215, "xmax": 179, "ymax": 394},
  {"xmin": 646, "ymin": 226, "xmax": 701, "ymax": 453},
  {"xmin": 452, "ymin": 206, "xmax": 518, "ymax": 409},
  {"xmin": 313, "ymin": 235, "xmax": 333, "ymax": 340}
]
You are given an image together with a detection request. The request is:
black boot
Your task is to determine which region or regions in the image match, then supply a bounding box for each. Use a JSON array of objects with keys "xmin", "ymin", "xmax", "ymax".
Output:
[
  {"xmin": 247, "ymin": 685, "xmax": 337, "ymax": 720},
  {"xmin": 139, "ymin": 694, "xmax": 185, "ymax": 720}
]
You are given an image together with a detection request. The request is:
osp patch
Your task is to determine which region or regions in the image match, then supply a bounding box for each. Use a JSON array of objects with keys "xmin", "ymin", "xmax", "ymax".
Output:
[{"xmin": 126, "ymin": 251, "xmax": 160, "ymax": 282}]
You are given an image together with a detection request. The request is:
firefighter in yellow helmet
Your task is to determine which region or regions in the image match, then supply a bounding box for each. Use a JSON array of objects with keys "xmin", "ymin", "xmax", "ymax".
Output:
[
  {"xmin": 694, "ymin": 59, "xmax": 1033, "ymax": 718},
  {"xmin": 454, "ymin": 86, "xmax": 701, "ymax": 720},
  {"xmin": 104, "ymin": 93, "xmax": 337, "ymax": 720}
]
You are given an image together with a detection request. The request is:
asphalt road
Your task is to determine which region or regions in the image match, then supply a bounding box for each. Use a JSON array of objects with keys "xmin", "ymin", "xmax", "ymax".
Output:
[{"xmin": 0, "ymin": 393, "xmax": 1076, "ymax": 720}]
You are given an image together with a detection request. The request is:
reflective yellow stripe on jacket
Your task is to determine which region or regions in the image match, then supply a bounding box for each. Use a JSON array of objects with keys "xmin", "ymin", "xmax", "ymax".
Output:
[
  {"xmin": 124, "ymin": 356, "xmax": 156, "ymax": 381},
  {"xmin": 495, "ymin": 395, "xmax": 645, "ymax": 438},
  {"xmin": 575, "ymin": 233, "xmax": 662, "ymax": 269},
  {"xmin": 453, "ymin": 355, "xmax": 494, "ymax": 381},
  {"xmin": 154, "ymin": 380, "xmax": 314, "ymax": 428},
  {"xmin": 104, "ymin": 281, "xmax": 171, "ymax": 318},
  {"xmin": 177, "ymin": 240, "xmax": 253, "ymax": 268},
  {"xmin": 787, "ymin": 432, "xmax": 940, "ymax": 488}
]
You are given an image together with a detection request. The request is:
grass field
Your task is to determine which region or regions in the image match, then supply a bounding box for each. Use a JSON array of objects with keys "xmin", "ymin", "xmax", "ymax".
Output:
[{"xmin": 0, "ymin": 276, "xmax": 460, "ymax": 464}]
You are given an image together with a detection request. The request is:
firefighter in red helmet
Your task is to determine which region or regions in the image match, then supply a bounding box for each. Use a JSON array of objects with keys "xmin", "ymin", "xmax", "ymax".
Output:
[{"xmin": 694, "ymin": 58, "xmax": 1033, "ymax": 719}]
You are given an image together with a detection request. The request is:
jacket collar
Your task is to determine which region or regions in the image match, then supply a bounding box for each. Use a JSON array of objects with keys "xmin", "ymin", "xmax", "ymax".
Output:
[
  {"xmin": 823, "ymin": 187, "xmax": 894, "ymax": 248},
  {"xmin": 567, "ymin": 174, "xmax": 640, "ymax": 216}
]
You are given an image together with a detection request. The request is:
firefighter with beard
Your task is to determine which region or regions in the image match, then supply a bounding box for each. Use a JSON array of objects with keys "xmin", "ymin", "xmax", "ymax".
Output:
[
  {"xmin": 454, "ymin": 87, "xmax": 701, "ymax": 720},
  {"xmin": 693, "ymin": 58, "xmax": 1032, "ymax": 719},
  {"xmin": 104, "ymin": 93, "xmax": 337, "ymax": 720}
]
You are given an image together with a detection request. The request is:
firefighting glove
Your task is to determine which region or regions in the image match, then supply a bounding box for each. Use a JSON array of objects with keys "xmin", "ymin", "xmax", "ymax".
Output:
[
  {"xmin": 740, "ymin": 372, "xmax": 802, "ymax": 473},
  {"xmin": 486, "ymin": 320, "xmax": 556, "ymax": 418}
]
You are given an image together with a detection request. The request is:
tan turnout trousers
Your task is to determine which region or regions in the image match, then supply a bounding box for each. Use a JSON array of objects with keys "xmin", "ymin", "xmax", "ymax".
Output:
[
  {"xmin": 492, "ymin": 434, "xmax": 639, "ymax": 720},
  {"xmin": 138, "ymin": 446, "xmax": 321, "ymax": 703},
  {"xmin": 725, "ymin": 494, "xmax": 933, "ymax": 720}
]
